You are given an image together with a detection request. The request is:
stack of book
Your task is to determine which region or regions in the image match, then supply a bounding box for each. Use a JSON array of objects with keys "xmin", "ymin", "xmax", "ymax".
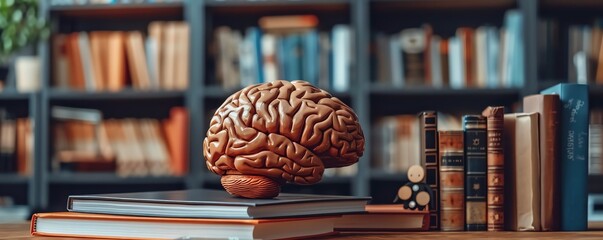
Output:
[
  {"xmin": 373, "ymin": 83, "xmax": 589, "ymax": 232},
  {"xmin": 212, "ymin": 15, "xmax": 352, "ymax": 92},
  {"xmin": 0, "ymin": 109, "xmax": 33, "ymax": 176},
  {"xmin": 31, "ymin": 189, "xmax": 379, "ymax": 239},
  {"xmin": 51, "ymin": 106, "xmax": 188, "ymax": 177},
  {"xmin": 539, "ymin": 18, "xmax": 603, "ymax": 84},
  {"xmin": 52, "ymin": 21, "xmax": 189, "ymax": 92},
  {"xmin": 374, "ymin": 9, "xmax": 524, "ymax": 89}
]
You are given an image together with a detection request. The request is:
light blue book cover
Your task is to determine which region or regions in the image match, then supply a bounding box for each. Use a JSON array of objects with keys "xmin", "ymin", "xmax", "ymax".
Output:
[
  {"xmin": 302, "ymin": 30, "xmax": 319, "ymax": 85},
  {"xmin": 541, "ymin": 83, "xmax": 589, "ymax": 231}
]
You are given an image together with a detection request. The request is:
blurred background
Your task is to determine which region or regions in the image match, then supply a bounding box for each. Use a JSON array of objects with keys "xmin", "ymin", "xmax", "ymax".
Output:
[{"xmin": 0, "ymin": 0, "xmax": 602, "ymax": 223}]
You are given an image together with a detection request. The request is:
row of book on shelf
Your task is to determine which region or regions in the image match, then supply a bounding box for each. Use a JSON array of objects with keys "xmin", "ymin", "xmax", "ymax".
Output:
[
  {"xmin": 51, "ymin": 106, "xmax": 188, "ymax": 177},
  {"xmin": 539, "ymin": 18, "xmax": 603, "ymax": 84},
  {"xmin": 213, "ymin": 15, "xmax": 352, "ymax": 92},
  {"xmin": 52, "ymin": 21, "xmax": 189, "ymax": 92},
  {"xmin": 50, "ymin": 0, "xmax": 183, "ymax": 6},
  {"xmin": 374, "ymin": 9, "xmax": 524, "ymax": 89},
  {"xmin": 0, "ymin": 109, "xmax": 33, "ymax": 175},
  {"xmin": 372, "ymin": 83, "xmax": 589, "ymax": 231}
]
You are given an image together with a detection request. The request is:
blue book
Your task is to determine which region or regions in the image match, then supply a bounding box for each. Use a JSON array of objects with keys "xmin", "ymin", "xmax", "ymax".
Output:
[
  {"xmin": 302, "ymin": 30, "xmax": 319, "ymax": 85},
  {"xmin": 541, "ymin": 83, "xmax": 589, "ymax": 231},
  {"xmin": 502, "ymin": 10, "xmax": 524, "ymax": 88},
  {"xmin": 249, "ymin": 27, "xmax": 264, "ymax": 84},
  {"xmin": 276, "ymin": 36, "xmax": 287, "ymax": 80}
]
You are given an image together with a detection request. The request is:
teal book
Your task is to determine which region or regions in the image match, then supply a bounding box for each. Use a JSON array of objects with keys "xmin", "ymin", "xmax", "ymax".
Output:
[{"xmin": 541, "ymin": 83, "xmax": 589, "ymax": 231}]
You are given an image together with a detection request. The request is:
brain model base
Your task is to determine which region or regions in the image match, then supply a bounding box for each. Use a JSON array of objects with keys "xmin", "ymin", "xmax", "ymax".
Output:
[{"xmin": 203, "ymin": 80, "xmax": 365, "ymax": 198}]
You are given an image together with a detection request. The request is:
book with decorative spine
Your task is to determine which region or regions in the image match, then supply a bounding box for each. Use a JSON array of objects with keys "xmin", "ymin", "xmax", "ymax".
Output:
[
  {"xmin": 463, "ymin": 115, "xmax": 487, "ymax": 231},
  {"xmin": 439, "ymin": 130, "xmax": 465, "ymax": 231},
  {"xmin": 419, "ymin": 111, "xmax": 439, "ymax": 230},
  {"xmin": 481, "ymin": 106, "xmax": 505, "ymax": 231}
]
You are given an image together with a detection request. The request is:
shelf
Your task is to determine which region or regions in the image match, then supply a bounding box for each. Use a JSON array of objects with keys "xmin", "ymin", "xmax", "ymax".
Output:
[
  {"xmin": 205, "ymin": 0, "xmax": 349, "ymax": 7},
  {"xmin": 49, "ymin": 2, "xmax": 183, "ymax": 18},
  {"xmin": 0, "ymin": 92, "xmax": 31, "ymax": 101},
  {"xmin": 47, "ymin": 90, "xmax": 185, "ymax": 101},
  {"xmin": 370, "ymin": 84, "xmax": 521, "ymax": 96},
  {"xmin": 48, "ymin": 173, "xmax": 186, "ymax": 185},
  {"xmin": 371, "ymin": 0, "xmax": 516, "ymax": 10},
  {"xmin": 0, "ymin": 174, "xmax": 29, "ymax": 184}
]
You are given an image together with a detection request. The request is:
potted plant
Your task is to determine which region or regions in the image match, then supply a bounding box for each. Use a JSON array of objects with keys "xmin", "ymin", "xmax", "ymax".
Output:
[{"xmin": 0, "ymin": 0, "xmax": 48, "ymax": 92}]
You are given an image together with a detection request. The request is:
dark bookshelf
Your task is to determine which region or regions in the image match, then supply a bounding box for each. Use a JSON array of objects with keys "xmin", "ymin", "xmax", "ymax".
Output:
[{"xmin": 0, "ymin": 0, "xmax": 588, "ymax": 213}]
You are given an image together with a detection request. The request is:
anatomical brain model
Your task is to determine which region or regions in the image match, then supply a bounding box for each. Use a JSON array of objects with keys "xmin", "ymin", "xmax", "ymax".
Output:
[{"xmin": 203, "ymin": 80, "xmax": 365, "ymax": 198}]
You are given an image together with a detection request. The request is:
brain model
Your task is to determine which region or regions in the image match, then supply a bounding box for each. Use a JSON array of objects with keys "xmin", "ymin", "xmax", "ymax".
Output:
[{"xmin": 203, "ymin": 80, "xmax": 365, "ymax": 198}]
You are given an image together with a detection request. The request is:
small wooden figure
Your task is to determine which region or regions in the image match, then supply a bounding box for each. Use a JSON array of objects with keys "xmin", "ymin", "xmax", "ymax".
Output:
[{"xmin": 394, "ymin": 165, "xmax": 434, "ymax": 211}]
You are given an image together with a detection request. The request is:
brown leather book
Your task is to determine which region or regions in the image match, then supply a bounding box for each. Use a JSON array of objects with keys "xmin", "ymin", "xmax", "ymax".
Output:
[
  {"xmin": 335, "ymin": 205, "xmax": 430, "ymax": 231},
  {"xmin": 504, "ymin": 113, "xmax": 541, "ymax": 231},
  {"xmin": 482, "ymin": 106, "xmax": 505, "ymax": 231},
  {"xmin": 16, "ymin": 118, "xmax": 28, "ymax": 175},
  {"xmin": 89, "ymin": 32, "xmax": 107, "ymax": 91},
  {"xmin": 67, "ymin": 33, "xmax": 86, "ymax": 90},
  {"xmin": 523, "ymin": 94, "xmax": 560, "ymax": 231},
  {"xmin": 456, "ymin": 28, "xmax": 474, "ymax": 87},
  {"xmin": 440, "ymin": 39, "xmax": 449, "ymax": 86},
  {"xmin": 163, "ymin": 107, "xmax": 189, "ymax": 176},
  {"xmin": 105, "ymin": 32, "xmax": 126, "ymax": 92},
  {"xmin": 439, "ymin": 130, "xmax": 464, "ymax": 231},
  {"xmin": 419, "ymin": 111, "xmax": 439, "ymax": 230}
]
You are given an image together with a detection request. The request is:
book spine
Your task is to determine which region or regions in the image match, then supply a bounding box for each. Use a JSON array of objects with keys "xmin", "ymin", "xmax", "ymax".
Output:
[
  {"xmin": 541, "ymin": 84, "xmax": 589, "ymax": 231},
  {"xmin": 419, "ymin": 111, "xmax": 439, "ymax": 230},
  {"xmin": 463, "ymin": 115, "xmax": 487, "ymax": 231},
  {"xmin": 482, "ymin": 107, "xmax": 505, "ymax": 231},
  {"xmin": 439, "ymin": 130, "xmax": 464, "ymax": 231}
]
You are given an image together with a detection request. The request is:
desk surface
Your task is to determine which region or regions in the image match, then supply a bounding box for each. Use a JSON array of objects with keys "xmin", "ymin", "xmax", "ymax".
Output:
[{"xmin": 4, "ymin": 222, "xmax": 603, "ymax": 239}]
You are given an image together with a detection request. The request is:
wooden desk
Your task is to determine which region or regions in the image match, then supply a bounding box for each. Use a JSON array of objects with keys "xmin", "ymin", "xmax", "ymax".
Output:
[{"xmin": 4, "ymin": 222, "xmax": 603, "ymax": 239}]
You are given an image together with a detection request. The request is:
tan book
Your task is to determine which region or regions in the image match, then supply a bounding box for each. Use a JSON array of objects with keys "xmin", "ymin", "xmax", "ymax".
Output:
[
  {"xmin": 174, "ymin": 22, "xmax": 189, "ymax": 90},
  {"xmin": 504, "ymin": 113, "xmax": 541, "ymax": 231},
  {"xmin": 89, "ymin": 32, "xmax": 107, "ymax": 90},
  {"xmin": 120, "ymin": 119, "xmax": 148, "ymax": 176},
  {"xmin": 162, "ymin": 23, "xmax": 177, "ymax": 90},
  {"xmin": 67, "ymin": 33, "xmax": 86, "ymax": 90},
  {"xmin": 162, "ymin": 107, "xmax": 188, "ymax": 176},
  {"xmin": 52, "ymin": 35, "xmax": 71, "ymax": 89},
  {"xmin": 106, "ymin": 32, "xmax": 126, "ymax": 91},
  {"xmin": 335, "ymin": 205, "xmax": 429, "ymax": 231},
  {"xmin": 137, "ymin": 119, "xmax": 170, "ymax": 176},
  {"xmin": 523, "ymin": 94, "xmax": 561, "ymax": 231},
  {"xmin": 597, "ymin": 30, "xmax": 603, "ymax": 83},
  {"xmin": 103, "ymin": 120, "xmax": 128, "ymax": 176},
  {"xmin": 125, "ymin": 32, "xmax": 151, "ymax": 90}
]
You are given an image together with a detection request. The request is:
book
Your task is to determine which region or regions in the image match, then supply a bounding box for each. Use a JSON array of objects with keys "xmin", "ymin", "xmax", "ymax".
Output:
[
  {"xmin": 463, "ymin": 115, "xmax": 487, "ymax": 231},
  {"xmin": 400, "ymin": 27, "xmax": 426, "ymax": 85},
  {"xmin": 504, "ymin": 113, "xmax": 541, "ymax": 231},
  {"xmin": 31, "ymin": 212, "xmax": 337, "ymax": 240},
  {"xmin": 439, "ymin": 130, "xmax": 465, "ymax": 231},
  {"xmin": 418, "ymin": 111, "xmax": 439, "ymax": 230},
  {"xmin": 67, "ymin": 189, "xmax": 370, "ymax": 219},
  {"xmin": 334, "ymin": 205, "xmax": 429, "ymax": 231},
  {"xmin": 523, "ymin": 94, "xmax": 561, "ymax": 231},
  {"xmin": 541, "ymin": 83, "xmax": 589, "ymax": 231},
  {"xmin": 591, "ymin": 110, "xmax": 603, "ymax": 174},
  {"xmin": 332, "ymin": 25, "xmax": 351, "ymax": 92},
  {"xmin": 162, "ymin": 107, "xmax": 189, "ymax": 176},
  {"xmin": 258, "ymin": 15, "xmax": 318, "ymax": 33},
  {"xmin": 481, "ymin": 106, "xmax": 505, "ymax": 231}
]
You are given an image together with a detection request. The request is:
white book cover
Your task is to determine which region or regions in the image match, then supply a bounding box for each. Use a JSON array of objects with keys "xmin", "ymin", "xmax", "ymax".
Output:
[
  {"xmin": 390, "ymin": 34, "xmax": 404, "ymax": 87},
  {"xmin": 448, "ymin": 37, "xmax": 465, "ymax": 89},
  {"xmin": 261, "ymin": 34, "xmax": 278, "ymax": 83},
  {"xmin": 332, "ymin": 25, "xmax": 350, "ymax": 92},
  {"xmin": 77, "ymin": 32, "xmax": 96, "ymax": 91}
]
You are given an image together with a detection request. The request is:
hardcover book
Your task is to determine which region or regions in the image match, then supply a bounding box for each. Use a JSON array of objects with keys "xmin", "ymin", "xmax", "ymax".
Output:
[
  {"xmin": 523, "ymin": 94, "xmax": 561, "ymax": 231},
  {"xmin": 419, "ymin": 111, "xmax": 439, "ymax": 230},
  {"xmin": 334, "ymin": 204, "xmax": 429, "ymax": 231},
  {"xmin": 482, "ymin": 106, "xmax": 505, "ymax": 231},
  {"xmin": 541, "ymin": 83, "xmax": 589, "ymax": 231},
  {"xmin": 504, "ymin": 113, "xmax": 541, "ymax": 231},
  {"xmin": 439, "ymin": 130, "xmax": 465, "ymax": 231},
  {"xmin": 463, "ymin": 115, "xmax": 487, "ymax": 231},
  {"xmin": 31, "ymin": 212, "xmax": 336, "ymax": 240},
  {"xmin": 67, "ymin": 189, "xmax": 370, "ymax": 219}
]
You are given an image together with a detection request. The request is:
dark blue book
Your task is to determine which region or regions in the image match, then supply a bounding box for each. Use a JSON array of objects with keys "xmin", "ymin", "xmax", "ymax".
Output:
[
  {"xmin": 541, "ymin": 83, "xmax": 589, "ymax": 231},
  {"xmin": 463, "ymin": 115, "xmax": 488, "ymax": 231},
  {"xmin": 302, "ymin": 30, "xmax": 319, "ymax": 86}
]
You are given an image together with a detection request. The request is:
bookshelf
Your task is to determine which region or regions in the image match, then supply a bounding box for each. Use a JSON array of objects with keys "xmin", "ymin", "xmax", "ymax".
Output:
[{"xmin": 0, "ymin": 0, "xmax": 594, "ymax": 212}]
